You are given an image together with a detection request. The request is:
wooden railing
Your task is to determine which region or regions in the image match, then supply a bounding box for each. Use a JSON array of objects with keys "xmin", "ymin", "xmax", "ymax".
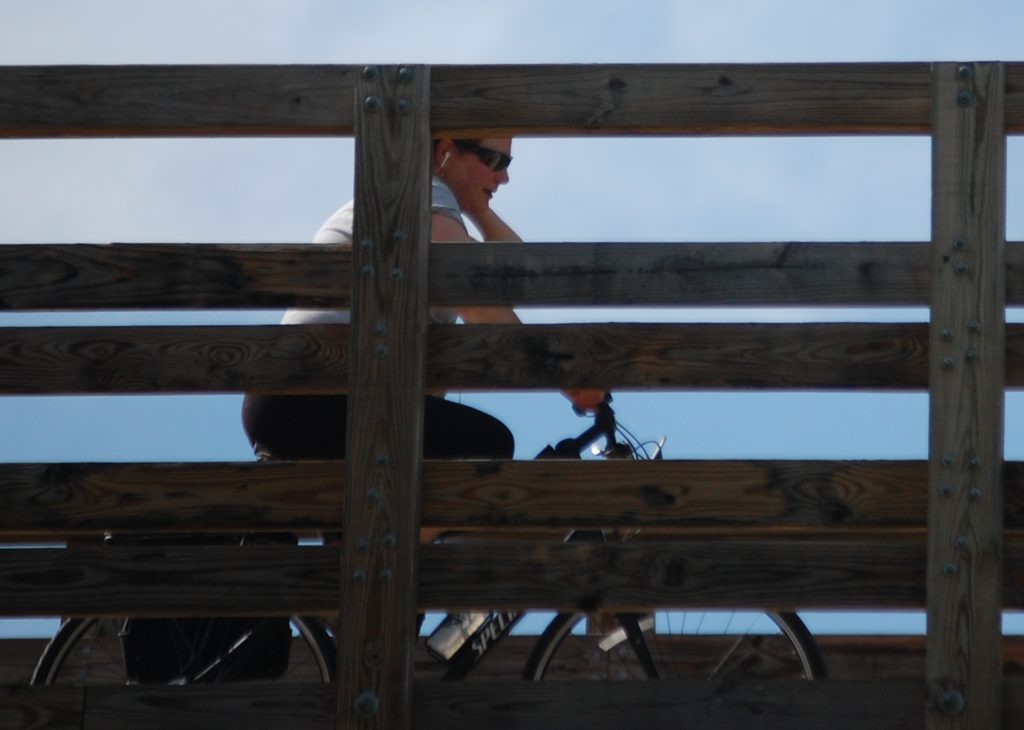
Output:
[{"xmin": 2, "ymin": 62, "xmax": 1024, "ymax": 730}]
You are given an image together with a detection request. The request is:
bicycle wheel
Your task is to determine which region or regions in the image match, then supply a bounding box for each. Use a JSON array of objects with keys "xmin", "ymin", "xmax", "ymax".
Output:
[
  {"xmin": 31, "ymin": 616, "xmax": 336, "ymax": 685},
  {"xmin": 523, "ymin": 610, "xmax": 825, "ymax": 681}
]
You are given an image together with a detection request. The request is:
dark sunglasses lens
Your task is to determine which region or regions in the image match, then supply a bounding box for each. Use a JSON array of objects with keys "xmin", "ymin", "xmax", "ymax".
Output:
[{"xmin": 483, "ymin": 150, "xmax": 511, "ymax": 171}]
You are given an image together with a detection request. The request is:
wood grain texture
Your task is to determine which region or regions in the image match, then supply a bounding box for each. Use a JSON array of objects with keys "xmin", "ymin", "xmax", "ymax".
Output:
[
  {"xmin": 337, "ymin": 65, "xmax": 431, "ymax": 730},
  {"xmin": 432, "ymin": 241, "xmax": 937, "ymax": 307},
  {"xmin": 12, "ymin": 541, "xmax": 1024, "ymax": 618},
  {"xmin": 926, "ymin": 62, "xmax": 1006, "ymax": 729},
  {"xmin": 430, "ymin": 63, "xmax": 934, "ymax": 135},
  {"xmin": 0, "ymin": 65, "xmax": 358, "ymax": 138},
  {"xmin": 8, "ymin": 322, "xmax": 1024, "ymax": 395},
  {"xmin": 0, "ymin": 243, "xmax": 352, "ymax": 310},
  {"xmin": 4, "ymin": 241, "xmax": 1024, "ymax": 311},
  {"xmin": 4, "ymin": 680, "xmax": 1024, "ymax": 730},
  {"xmin": 11, "ymin": 458, "xmax": 1024, "ymax": 539},
  {"xmin": 428, "ymin": 322, "xmax": 932, "ymax": 391},
  {"xmin": 2, "ymin": 63, "xmax": 1023, "ymax": 139},
  {"xmin": 0, "ymin": 324, "xmax": 348, "ymax": 394}
]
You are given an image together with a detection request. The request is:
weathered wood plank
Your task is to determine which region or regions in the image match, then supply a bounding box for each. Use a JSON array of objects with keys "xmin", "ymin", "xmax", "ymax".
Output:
[
  {"xmin": 4, "ymin": 680, "xmax": 1024, "ymax": 730},
  {"xmin": 417, "ymin": 679, "xmax": 926, "ymax": 730},
  {"xmin": 9, "ymin": 241, "xmax": 1024, "ymax": 311},
  {"xmin": 0, "ymin": 686, "xmax": 84, "ymax": 730},
  {"xmin": 0, "ymin": 65, "xmax": 358, "ymax": 138},
  {"xmin": 3, "ymin": 63, "xmax": 1023, "ymax": 139},
  {"xmin": 6, "ymin": 634, "xmax": 1024, "ymax": 686},
  {"xmin": 0, "ymin": 461, "xmax": 343, "ymax": 536},
  {"xmin": 428, "ymin": 321, "xmax": 933, "ymax": 391},
  {"xmin": 0, "ymin": 244, "xmax": 352, "ymax": 311},
  {"xmin": 926, "ymin": 62, "xmax": 1006, "ymax": 729},
  {"xmin": 0, "ymin": 545, "xmax": 339, "ymax": 617},
  {"xmin": 337, "ymin": 64, "xmax": 431, "ymax": 730},
  {"xmin": 430, "ymin": 63, "xmax": 934, "ymax": 135},
  {"xmin": 0, "ymin": 324, "xmax": 348, "ymax": 394},
  {"xmin": 421, "ymin": 459, "xmax": 934, "ymax": 531},
  {"xmin": 432, "ymin": 241, "xmax": 937, "ymax": 307},
  {"xmin": 417, "ymin": 678, "xmax": 1024, "ymax": 730},
  {"xmin": 8, "ymin": 321, "xmax": 1024, "ymax": 395},
  {"xmin": 11, "ymin": 458, "xmax": 1024, "ymax": 540},
  {"xmin": 10, "ymin": 541, "xmax": 1024, "ymax": 617},
  {"xmin": 84, "ymin": 684, "xmax": 335, "ymax": 730},
  {"xmin": 8, "ymin": 321, "xmax": 1024, "ymax": 394}
]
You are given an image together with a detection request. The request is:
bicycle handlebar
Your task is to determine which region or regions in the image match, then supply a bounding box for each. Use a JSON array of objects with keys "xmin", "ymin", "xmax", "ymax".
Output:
[{"xmin": 536, "ymin": 402, "xmax": 629, "ymax": 459}]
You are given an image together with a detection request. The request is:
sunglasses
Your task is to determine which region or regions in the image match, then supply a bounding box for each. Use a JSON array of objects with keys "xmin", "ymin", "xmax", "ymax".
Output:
[{"xmin": 454, "ymin": 140, "xmax": 512, "ymax": 172}]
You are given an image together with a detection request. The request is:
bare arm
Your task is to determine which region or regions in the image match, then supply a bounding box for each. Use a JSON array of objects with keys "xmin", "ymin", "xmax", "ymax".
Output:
[
  {"xmin": 432, "ymin": 211, "xmax": 605, "ymax": 411},
  {"xmin": 431, "ymin": 211, "xmax": 521, "ymax": 325}
]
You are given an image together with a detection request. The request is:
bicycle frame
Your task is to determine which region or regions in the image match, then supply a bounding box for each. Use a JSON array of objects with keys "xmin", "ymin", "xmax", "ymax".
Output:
[{"xmin": 431, "ymin": 402, "xmax": 630, "ymax": 680}]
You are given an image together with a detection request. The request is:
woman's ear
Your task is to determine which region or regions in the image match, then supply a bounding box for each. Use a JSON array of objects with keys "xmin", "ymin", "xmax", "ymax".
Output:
[{"xmin": 434, "ymin": 138, "xmax": 455, "ymax": 170}]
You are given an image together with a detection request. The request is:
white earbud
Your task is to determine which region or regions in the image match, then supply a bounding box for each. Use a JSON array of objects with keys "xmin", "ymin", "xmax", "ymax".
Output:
[{"xmin": 439, "ymin": 151, "xmax": 451, "ymax": 171}]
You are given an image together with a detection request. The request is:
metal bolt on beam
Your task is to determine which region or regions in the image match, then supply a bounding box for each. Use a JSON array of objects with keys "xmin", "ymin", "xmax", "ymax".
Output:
[
  {"xmin": 939, "ymin": 689, "xmax": 966, "ymax": 716},
  {"xmin": 354, "ymin": 692, "xmax": 381, "ymax": 717}
]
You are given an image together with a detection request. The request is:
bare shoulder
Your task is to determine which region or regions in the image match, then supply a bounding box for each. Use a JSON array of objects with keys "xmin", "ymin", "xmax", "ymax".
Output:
[{"xmin": 431, "ymin": 212, "xmax": 472, "ymax": 243}]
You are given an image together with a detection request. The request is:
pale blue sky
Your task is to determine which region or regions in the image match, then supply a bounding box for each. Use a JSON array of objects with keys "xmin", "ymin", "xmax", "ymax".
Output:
[{"xmin": 1, "ymin": 0, "xmax": 1022, "ymax": 637}]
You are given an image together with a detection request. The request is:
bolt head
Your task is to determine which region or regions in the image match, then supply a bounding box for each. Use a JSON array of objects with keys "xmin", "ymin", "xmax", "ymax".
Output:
[
  {"xmin": 362, "ymin": 66, "xmax": 379, "ymax": 81},
  {"xmin": 938, "ymin": 689, "xmax": 965, "ymax": 716},
  {"xmin": 364, "ymin": 95, "xmax": 382, "ymax": 112},
  {"xmin": 397, "ymin": 66, "xmax": 415, "ymax": 83},
  {"xmin": 354, "ymin": 692, "xmax": 381, "ymax": 717}
]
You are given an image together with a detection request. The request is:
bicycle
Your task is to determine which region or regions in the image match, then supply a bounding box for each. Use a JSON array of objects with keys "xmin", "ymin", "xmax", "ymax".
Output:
[
  {"xmin": 31, "ymin": 532, "xmax": 337, "ymax": 685},
  {"xmin": 426, "ymin": 402, "xmax": 827, "ymax": 683},
  {"xmin": 32, "ymin": 403, "xmax": 825, "ymax": 685}
]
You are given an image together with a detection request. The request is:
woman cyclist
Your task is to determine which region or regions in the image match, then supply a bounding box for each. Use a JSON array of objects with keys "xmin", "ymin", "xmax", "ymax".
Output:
[{"xmin": 242, "ymin": 137, "xmax": 603, "ymax": 463}]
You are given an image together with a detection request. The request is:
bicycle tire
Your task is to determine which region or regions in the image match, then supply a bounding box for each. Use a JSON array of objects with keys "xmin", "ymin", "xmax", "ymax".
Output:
[
  {"xmin": 31, "ymin": 615, "xmax": 336, "ymax": 685},
  {"xmin": 523, "ymin": 610, "xmax": 826, "ymax": 681}
]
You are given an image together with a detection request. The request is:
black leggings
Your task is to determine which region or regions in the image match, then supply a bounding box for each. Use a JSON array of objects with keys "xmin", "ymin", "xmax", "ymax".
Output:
[{"xmin": 241, "ymin": 394, "xmax": 514, "ymax": 461}]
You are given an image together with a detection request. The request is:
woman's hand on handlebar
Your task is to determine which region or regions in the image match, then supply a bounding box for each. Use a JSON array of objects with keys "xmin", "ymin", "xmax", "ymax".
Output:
[{"xmin": 563, "ymin": 389, "xmax": 609, "ymax": 414}]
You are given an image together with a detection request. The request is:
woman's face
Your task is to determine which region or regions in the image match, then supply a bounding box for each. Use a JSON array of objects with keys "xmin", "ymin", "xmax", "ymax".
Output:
[{"xmin": 436, "ymin": 138, "xmax": 512, "ymax": 216}]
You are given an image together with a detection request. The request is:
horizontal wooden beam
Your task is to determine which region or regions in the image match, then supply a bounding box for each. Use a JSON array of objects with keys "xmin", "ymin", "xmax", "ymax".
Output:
[
  {"xmin": 8, "ymin": 632, "xmax": 1024, "ymax": 686},
  {"xmin": 11, "ymin": 320, "xmax": 1024, "ymax": 394},
  {"xmin": 0, "ymin": 324, "xmax": 348, "ymax": 394},
  {"xmin": 0, "ymin": 243, "xmax": 352, "ymax": 311},
  {"xmin": 0, "ymin": 65, "xmax": 359, "ymax": 138},
  {"xmin": 6, "ymin": 242, "xmax": 1024, "ymax": 311},
  {"xmin": 5, "ymin": 680, "xmax": 1024, "ymax": 730},
  {"xmin": 10, "ymin": 457, "xmax": 1024, "ymax": 540},
  {"xmin": 3, "ymin": 63, "xmax": 1024, "ymax": 138},
  {"xmin": 7, "ymin": 540, "xmax": 1024, "ymax": 616}
]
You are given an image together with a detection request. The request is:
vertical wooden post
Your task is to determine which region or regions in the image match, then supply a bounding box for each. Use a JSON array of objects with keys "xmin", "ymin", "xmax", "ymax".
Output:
[
  {"xmin": 337, "ymin": 64, "xmax": 431, "ymax": 730},
  {"xmin": 926, "ymin": 62, "xmax": 1006, "ymax": 729}
]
